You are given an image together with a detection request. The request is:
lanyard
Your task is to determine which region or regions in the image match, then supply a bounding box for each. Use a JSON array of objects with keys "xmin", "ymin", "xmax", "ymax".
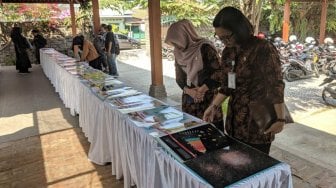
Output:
[{"xmin": 231, "ymin": 60, "xmax": 235, "ymax": 72}]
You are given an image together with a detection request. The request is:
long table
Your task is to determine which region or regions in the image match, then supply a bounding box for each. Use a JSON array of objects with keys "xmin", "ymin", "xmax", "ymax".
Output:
[{"xmin": 41, "ymin": 49, "xmax": 293, "ymax": 188}]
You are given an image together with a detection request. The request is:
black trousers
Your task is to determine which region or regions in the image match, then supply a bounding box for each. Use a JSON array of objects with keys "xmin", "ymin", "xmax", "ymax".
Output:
[
  {"xmin": 35, "ymin": 49, "xmax": 41, "ymax": 64},
  {"xmin": 89, "ymin": 56, "xmax": 103, "ymax": 70}
]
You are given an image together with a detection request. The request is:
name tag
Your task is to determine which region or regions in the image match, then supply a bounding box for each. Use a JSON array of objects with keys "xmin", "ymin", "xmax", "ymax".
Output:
[{"xmin": 228, "ymin": 72, "xmax": 236, "ymax": 89}]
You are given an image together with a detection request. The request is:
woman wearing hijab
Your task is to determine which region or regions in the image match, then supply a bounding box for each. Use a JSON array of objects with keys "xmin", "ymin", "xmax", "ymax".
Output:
[
  {"xmin": 72, "ymin": 35, "xmax": 103, "ymax": 70},
  {"xmin": 203, "ymin": 7, "xmax": 285, "ymax": 154},
  {"xmin": 165, "ymin": 19, "xmax": 223, "ymax": 131},
  {"xmin": 10, "ymin": 26, "xmax": 32, "ymax": 73}
]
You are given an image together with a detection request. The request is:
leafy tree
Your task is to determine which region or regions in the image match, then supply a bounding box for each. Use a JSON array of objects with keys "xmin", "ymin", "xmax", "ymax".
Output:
[
  {"xmin": 0, "ymin": 3, "xmax": 62, "ymax": 46},
  {"xmin": 0, "ymin": 3, "xmax": 61, "ymax": 22},
  {"xmin": 98, "ymin": 0, "xmax": 336, "ymax": 41},
  {"xmin": 239, "ymin": 0, "xmax": 265, "ymax": 34},
  {"xmin": 262, "ymin": 0, "xmax": 336, "ymax": 40}
]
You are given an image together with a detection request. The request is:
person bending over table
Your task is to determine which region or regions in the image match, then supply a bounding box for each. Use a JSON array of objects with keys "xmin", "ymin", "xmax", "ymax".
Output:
[
  {"xmin": 165, "ymin": 19, "xmax": 224, "ymax": 131},
  {"xmin": 203, "ymin": 7, "xmax": 285, "ymax": 154},
  {"xmin": 72, "ymin": 35, "xmax": 103, "ymax": 70}
]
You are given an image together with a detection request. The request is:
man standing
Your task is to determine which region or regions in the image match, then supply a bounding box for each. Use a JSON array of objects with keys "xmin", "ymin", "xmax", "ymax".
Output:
[
  {"xmin": 104, "ymin": 25, "xmax": 119, "ymax": 77},
  {"xmin": 93, "ymin": 25, "xmax": 108, "ymax": 72},
  {"xmin": 31, "ymin": 29, "xmax": 47, "ymax": 64}
]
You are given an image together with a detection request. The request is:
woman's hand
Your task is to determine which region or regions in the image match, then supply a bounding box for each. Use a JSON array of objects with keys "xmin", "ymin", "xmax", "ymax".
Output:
[
  {"xmin": 195, "ymin": 84, "xmax": 208, "ymax": 102},
  {"xmin": 264, "ymin": 121, "xmax": 284, "ymax": 135},
  {"xmin": 203, "ymin": 105, "xmax": 216, "ymax": 122},
  {"xmin": 184, "ymin": 87, "xmax": 198, "ymax": 99}
]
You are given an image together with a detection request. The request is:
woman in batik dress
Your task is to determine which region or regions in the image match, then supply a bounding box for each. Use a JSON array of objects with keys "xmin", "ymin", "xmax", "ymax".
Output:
[{"xmin": 203, "ymin": 7, "xmax": 285, "ymax": 154}]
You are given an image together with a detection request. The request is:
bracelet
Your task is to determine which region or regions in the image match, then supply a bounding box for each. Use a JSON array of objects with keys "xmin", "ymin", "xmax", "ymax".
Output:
[{"xmin": 276, "ymin": 118, "xmax": 286, "ymax": 122}]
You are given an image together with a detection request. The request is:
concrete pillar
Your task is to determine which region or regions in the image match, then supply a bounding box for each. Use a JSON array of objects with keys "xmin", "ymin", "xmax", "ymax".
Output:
[
  {"xmin": 282, "ymin": 0, "xmax": 290, "ymax": 43},
  {"xmin": 92, "ymin": 0, "xmax": 101, "ymax": 34},
  {"xmin": 70, "ymin": 1, "xmax": 76, "ymax": 36},
  {"xmin": 148, "ymin": 0, "xmax": 167, "ymax": 98},
  {"xmin": 319, "ymin": 0, "xmax": 328, "ymax": 44}
]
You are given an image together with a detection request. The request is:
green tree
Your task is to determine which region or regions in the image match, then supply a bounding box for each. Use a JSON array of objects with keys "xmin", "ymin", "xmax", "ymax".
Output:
[
  {"xmin": 99, "ymin": 0, "xmax": 336, "ymax": 41},
  {"xmin": 261, "ymin": 1, "xmax": 336, "ymax": 40},
  {"xmin": 239, "ymin": 0, "xmax": 265, "ymax": 34}
]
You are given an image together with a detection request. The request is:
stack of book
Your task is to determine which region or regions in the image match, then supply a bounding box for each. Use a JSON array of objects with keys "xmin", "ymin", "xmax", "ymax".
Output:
[
  {"xmin": 127, "ymin": 106, "xmax": 203, "ymax": 131},
  {"xmin": 108, "ymin": 93, "xmax": 166, "ymax": 114}
]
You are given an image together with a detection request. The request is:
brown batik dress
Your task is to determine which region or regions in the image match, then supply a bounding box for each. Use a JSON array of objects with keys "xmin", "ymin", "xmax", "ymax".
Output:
[
  {"xmin": 175, "ymin": 44, "xmax": 223, "ymax": 128},
  {"xmin": 214, "ymin": 37, "xmax": 285, "ymax": 144}
]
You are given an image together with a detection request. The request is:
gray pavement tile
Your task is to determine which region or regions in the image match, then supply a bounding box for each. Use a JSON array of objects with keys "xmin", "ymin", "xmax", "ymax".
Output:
[{"xmin": 0, "ymin": 65, "xmax": 78, "ymax": 144}]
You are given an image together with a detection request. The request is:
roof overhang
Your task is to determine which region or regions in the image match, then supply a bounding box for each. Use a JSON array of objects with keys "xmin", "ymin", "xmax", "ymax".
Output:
[{"xmin": 0, "ymin": 0, "xmax": 88, "ymax": 4}]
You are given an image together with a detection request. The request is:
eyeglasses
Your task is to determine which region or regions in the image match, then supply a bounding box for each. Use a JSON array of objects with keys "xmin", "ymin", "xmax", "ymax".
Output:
[{"xmin": 214, "ymin": 32, "xmax": 234, "ymax": 42}]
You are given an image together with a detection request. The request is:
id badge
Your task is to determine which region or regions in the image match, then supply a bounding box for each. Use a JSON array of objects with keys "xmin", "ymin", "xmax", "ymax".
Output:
[{"xmin": 228, "ymin": 72, "xmax": 236, "ymax": 89}]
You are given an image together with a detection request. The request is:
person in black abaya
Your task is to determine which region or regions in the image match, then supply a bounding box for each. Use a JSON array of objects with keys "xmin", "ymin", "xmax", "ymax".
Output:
[
  {"xmin": 31, "ymin": 29, "xmax": 47, "ymax": 64},
  {"xmin": 10, "ymin": 26, "xmax": 32, "ymax": 73}
]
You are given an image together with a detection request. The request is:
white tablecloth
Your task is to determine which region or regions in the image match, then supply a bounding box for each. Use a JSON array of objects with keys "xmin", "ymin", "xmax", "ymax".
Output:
[
  {"xmin": 41, "ymin": 50, "xmax": 81, "ymax": 115},
  {"xmin": 41, "ymin": 49, "xmax": 293, "ymax": 188}
]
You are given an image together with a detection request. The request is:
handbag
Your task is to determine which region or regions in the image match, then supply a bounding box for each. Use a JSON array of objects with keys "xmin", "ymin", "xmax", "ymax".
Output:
[{"xmin": 248, "ymin": 100, "xmax": 294, "ymax": 134}]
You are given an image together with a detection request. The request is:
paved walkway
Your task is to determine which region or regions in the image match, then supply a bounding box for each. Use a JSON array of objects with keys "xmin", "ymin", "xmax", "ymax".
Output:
[{"xmin": 0, "ymin": 65, "xmax": 123, "ymax": 188}]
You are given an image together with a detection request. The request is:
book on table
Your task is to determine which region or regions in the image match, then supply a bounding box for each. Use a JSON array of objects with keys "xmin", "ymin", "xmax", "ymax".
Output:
[
  {"xmin": 127, "ymin": 106, "xmax": 203, "ymax": 130},
  {"xmin": 105, "ymin": 87, "xmax": 141, "ymax": 99},
  {"xmin": 157, "ymin": 123, "xmax": 281, "ymax": 188},
  {"xmin": 108, "ymin": 93, "xmax": 167, "ymax": 113}
]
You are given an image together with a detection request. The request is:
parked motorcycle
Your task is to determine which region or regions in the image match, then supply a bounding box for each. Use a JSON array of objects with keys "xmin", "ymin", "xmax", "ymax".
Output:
[
  {"xmin": 284, "ymin": 50, "xmax": 320, "ymax": 81},
  {"xmin": 319, "ymin": 70, "xmax": 336, "ymax": 107},
  {"xmin": 162, "ymin": 46, "xmax": 174, "ymax": 61}
]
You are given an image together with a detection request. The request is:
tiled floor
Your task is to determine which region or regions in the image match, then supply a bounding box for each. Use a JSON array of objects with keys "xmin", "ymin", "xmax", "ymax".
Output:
[
  {"xmin": 0, "ymin": 66, "xmax": 122, "ymax": 188},
  {"xmin": 0, "ymin": 128, "xmax": 123, "ymax": 188}
]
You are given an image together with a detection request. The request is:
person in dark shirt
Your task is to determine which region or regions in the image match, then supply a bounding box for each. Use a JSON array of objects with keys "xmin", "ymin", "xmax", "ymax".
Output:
[
  {"xmin": 103, "ymin": 25, "xmax": 119, "ymax": 77},
  {"xmin": 31, "ymin": 29, "xmax": 47, "ymax": 64},
  {"xmin": 11, "ymin": 26, "xmax": 32, "ymax": 73},
  {"xmin": 93, "ymin": 33, "xmax": 108, "ymax": 71},
  {"xmin": 165, "ymin": 19, "xmax": 223, "ymax": 131},
  {"xmin": 203, "ymin": 7, "xmax": 285, "ymax": 154}
]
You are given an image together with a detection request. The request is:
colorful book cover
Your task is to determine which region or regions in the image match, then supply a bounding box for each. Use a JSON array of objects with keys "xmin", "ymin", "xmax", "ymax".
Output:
[{"xmin": 159, "ymin": 123, "xmax": 229, "ymax": 161}]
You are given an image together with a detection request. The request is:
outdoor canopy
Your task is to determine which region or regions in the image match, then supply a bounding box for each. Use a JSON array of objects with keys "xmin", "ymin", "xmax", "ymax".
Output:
[{"xmin": 0, "ymin": 0, "xmax": 87, "ymax": 3}]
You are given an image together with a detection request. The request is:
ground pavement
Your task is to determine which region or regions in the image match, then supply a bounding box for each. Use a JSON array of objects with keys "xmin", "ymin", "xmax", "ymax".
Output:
[{"xmin": 0, "ymin": 65, "xmax": 123, "ymax": 188}]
